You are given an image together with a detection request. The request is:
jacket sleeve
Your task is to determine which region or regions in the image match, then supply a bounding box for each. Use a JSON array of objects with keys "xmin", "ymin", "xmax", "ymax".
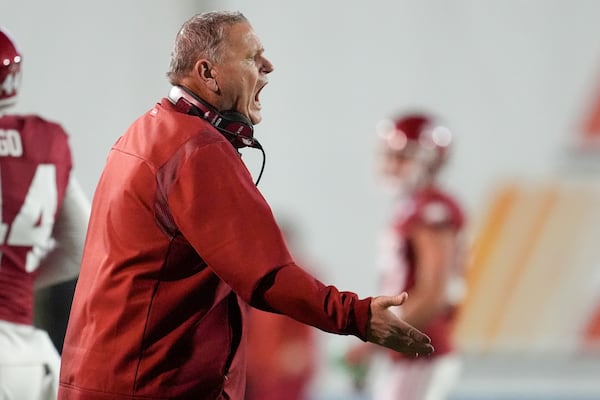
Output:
[
  {"xmin": 168, "ymin": 139, "xmax": 371, "ymax": 340},
  {"xmin": 252, "ymin": 262, "xmax": 372, "ymax": 340}
]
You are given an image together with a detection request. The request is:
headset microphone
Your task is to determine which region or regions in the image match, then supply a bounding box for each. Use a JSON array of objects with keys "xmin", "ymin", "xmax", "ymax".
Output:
[{"xmin": 167, "ymin": 85, "xmax": 266, "ymax": 185}]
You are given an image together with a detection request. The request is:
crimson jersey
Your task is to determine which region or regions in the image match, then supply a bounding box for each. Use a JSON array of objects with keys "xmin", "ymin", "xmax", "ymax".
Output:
[
  {"xmin": 59, "ymin": 99, "xmax": 371, "ymax": 400},
  {"xmin": 379, "ymin": 185, "xmax": 465, "ymax": 359},
  {"xmin": 0, "ymin": 115, "xmax": 72, "ymax": 325}
]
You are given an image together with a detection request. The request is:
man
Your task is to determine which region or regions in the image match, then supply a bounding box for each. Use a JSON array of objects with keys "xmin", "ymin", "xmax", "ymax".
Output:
[
  {"xmin": 346, "ymin": 112, "xmax": 467, "ymax": 400},
  {"xmin": 0, "ymin": 27, "xmax": 90, "ymax": 400},
  {"xmin": 58, "ymin": 11, "xmax": 433, "ymax": 400}
]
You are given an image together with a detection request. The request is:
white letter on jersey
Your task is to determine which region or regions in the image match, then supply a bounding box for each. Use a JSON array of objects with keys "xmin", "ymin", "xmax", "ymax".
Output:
[{"xmin": 2, "ymin": 165, "xmax": 58, "ymax": 272}]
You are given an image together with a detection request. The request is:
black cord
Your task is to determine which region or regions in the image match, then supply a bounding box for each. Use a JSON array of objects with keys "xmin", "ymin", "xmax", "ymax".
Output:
[
  {"xmin": 215, "ymin": 127, "xmax": 266, "ymax": 187},
  {"xmin": 251, "ymin": 138, "xmax": 266, "ymax": 187}
]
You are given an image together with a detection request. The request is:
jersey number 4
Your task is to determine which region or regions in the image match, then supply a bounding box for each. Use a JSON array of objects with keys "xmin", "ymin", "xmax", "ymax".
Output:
[{"xmin": 0, "ymin": 164, "xmax": 58, "ymax": 272}]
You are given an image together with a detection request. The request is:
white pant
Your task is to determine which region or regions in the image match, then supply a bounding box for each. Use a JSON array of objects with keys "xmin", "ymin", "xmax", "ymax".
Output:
[
  {"xmin": 0, "ymin": 320, "xmax": 60, "ymax": 400},
  {"xmin": 372, "ymin": 354, "xmax": 461, "ymax": 400}
]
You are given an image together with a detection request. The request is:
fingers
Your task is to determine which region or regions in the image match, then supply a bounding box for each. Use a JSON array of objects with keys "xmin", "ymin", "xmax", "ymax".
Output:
[
  {"xmin": 405, "ymin": 325, "xmax": 431, "ymax": 343},
  {"xmin": 395, "ymin": 327, "xmax": 435, "ymax": 357},
  {"xmin": 407, "ymin": 343, "xmax": 435, "ymax": 358},
  {"xmin": 379, "ymin": 328, "xmax": 434, "ymax": 357},
  {"xmin": 374, "ymin": 292, "xmax": 408, "ymax": 309}
]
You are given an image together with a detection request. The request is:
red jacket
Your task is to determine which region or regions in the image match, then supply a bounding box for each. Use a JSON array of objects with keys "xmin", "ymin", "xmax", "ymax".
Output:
[{"xmin": 58, "ymin": 99, "xmax": 371, "ymax": 400}]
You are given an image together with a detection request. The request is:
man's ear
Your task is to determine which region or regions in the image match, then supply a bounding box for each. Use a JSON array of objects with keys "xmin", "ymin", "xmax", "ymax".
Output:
[{"xmin": 195, "ymin": 59, "xmax": 219, "ymax": 92}]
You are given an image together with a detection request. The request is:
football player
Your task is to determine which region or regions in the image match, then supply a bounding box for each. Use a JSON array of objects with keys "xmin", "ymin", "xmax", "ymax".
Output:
[
  {"xmin": 0, "ymin": 27, "xmax": 90, "ymax": 400},
  {"xmin": 346, "ymin": 112, "xmax": 467, "ymax": 400}
]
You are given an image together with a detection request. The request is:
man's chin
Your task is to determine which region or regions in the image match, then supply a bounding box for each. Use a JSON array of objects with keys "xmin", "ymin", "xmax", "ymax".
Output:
[{"xmin": 249, "ymin": 112, "xmax": 261, "ymax": 125}]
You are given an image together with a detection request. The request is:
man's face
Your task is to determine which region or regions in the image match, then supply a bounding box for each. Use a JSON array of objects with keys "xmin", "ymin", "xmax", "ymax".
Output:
[
  {"xmin": 212, "ymin": 22, "xmax": 274, "ymax": 125},
  {"xmin": 379, "ymin": 147, "xmax": 429, "ymax": 197},
  {"xmin": 381, "ymin": 149, "xmax": 419, "ymax": 180}
]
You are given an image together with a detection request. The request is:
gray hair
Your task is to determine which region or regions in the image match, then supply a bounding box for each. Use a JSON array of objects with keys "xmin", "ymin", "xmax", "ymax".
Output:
[{"xmin": 167, "ymin": 11, "xmax": 248, "ymax": 83}]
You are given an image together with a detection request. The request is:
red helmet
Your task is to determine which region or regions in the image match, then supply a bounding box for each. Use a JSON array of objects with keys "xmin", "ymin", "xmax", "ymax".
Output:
[
  {"xmin": 0, "ymin": 27, "xmax": 22, "ymax": 108},
  {"xmin": 377, "ymin": 112, "xmax": 452, "ymax": 171}
]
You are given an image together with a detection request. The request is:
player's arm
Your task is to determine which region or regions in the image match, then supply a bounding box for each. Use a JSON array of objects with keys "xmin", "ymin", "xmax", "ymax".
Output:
[
  {"xmin": 398, "ymin": 222, "xmax": 456, "ymax": 329},
  {"xmin": 35, "ymin": 175, "xmax": 91, "ymax": 289}
]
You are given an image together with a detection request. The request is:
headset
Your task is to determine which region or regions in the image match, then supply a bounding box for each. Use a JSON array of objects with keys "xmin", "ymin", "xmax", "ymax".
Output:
[{"xmin": 167, "ymin": 85, "xmax": 266, "ymax": 185}]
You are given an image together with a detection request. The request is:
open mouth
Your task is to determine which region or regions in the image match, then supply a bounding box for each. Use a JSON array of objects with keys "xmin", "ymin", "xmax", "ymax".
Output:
[{"xmin": 254, "ymin": 82, "xmax": 268, "ymax": 107}]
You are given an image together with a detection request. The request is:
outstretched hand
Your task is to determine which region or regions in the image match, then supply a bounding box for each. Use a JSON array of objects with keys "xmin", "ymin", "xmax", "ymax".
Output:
[{"xmin": 366, "ymin": 292, "xmax": 434, "ymax": 357}]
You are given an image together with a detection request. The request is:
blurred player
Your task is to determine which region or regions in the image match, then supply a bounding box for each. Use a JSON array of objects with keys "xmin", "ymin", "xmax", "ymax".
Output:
[
  {"xmin": 245, "ymin": 217, "xmax": 318, "ymax": 400},
  {"xmin": 346, "ymin": 112, "xmax": 467, "ymax": 400},
  {"xmin": 0, "ymin": 27, "xmax": 90, "ymax": 400}
]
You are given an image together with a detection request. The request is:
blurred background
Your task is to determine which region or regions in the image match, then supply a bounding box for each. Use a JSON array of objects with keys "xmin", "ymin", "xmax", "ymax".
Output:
[{"xmin": 3, "ymin": 0, "xmax": 600, "ymax": 398}]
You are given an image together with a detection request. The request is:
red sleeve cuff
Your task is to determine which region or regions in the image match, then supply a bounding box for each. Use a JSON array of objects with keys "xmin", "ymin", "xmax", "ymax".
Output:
[{"xmin": 253, "ymin": 263, "xmax": 373, "ymax": 341}]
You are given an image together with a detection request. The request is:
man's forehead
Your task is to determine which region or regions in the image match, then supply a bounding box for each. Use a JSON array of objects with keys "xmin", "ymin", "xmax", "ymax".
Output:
[{"xmin": 227, "ymin": 22, "xmax": 263, "ymax": 51}]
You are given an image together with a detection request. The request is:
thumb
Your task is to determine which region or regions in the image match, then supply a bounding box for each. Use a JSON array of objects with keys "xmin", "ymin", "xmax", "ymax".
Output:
[{"xmin": 375, "ymin": 292, "xmax": 408, "ymax": 309}]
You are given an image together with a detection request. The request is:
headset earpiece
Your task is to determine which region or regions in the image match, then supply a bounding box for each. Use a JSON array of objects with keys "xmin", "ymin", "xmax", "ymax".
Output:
[{"xmin": 217, "ymin": 111, "xmax": 256, "ymax": 148}]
